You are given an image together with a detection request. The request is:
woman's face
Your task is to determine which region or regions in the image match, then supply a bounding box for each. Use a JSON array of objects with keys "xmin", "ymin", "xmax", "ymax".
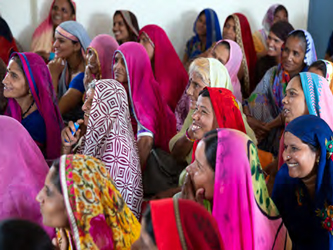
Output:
[
  {"xmin": 86, "ymin": 48, "xmax": 99, "ymax": 75},
  {"xmin": 131, "ymin": 217, "xmax": 158, "ymax": 250},
  {"xmin": 186, "ymin": 71, "xmax": 207, "ymax": 109},
  {"xmin": 113, "ymin": 14, "xmax": 130, "ymax": 43},
  {"xmin": 113, "ymin": 52, "xmax": 128, "ymax": 85},
  {"xmin": 36, "ymin": 166, "xmax": 69, "ymax": 228},
  {"xmin": 51, "ymin": 0, "xmax": 75, "ymax": 27},
  {"xmin": 82, "ymin": 88, "xmax": 95, "ymax": 126},
  {"xmin": 2, "ymin": 59, "xmax": 29, "ymax": 99},
  {"xmin": 53, "ymin": 32, "xmax": 80, "ymax": 59},
  {"xmin": 273, "ymin": 10, "xmax": 288, "ymax": 23},
  {"xmin": 139, "ymin": 33, "xmax": 154, "ymax": 61},
  {"xmin": 196, "ymin": 13, "xmax": 207, "ymax": 37},
  {"xmin": 282, "ymin": 76, "xmax": 308, "ymax": 123},
  {"xmin": 266, "ymin": 31, "xmax": 284, "ymax": 57},
  {"xmin": 191, "ymin": 95, "xmax": 218, "ymax": 140},
  {"xmin": 212, "ymin": 44, "xmax": 230, "ymax": 65},
  {"xmin": 283, "ymin": 131, "xmax": 318, "ymax": 178},
  {"xmin": 281, "ymin": 36, "xmax": 306, "ymax": 76},
  {"xmin": 186, "ymin": 140, "xmax": 215, "ymax": 201},
  {"xmin": 223, "ymin": 17, "xmax": 236, "ymax": 41}
]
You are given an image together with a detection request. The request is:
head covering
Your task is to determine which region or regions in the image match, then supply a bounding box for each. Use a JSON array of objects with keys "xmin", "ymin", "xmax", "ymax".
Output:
[
  {"xmin": 5, "ymin": 52, "xmax": 63, "ymax": 160},
  {"xmin": 31, "ymin": 0, "xmax": 76, "ymax": 53},
  {"xmin": 87, "ymin": 34, "xmax": 119, "ymax": 80},
  {"xmin": 214, "ymin": 39, "xmax": 243, "ymax": 101},
  {"xmin": 139, "ymin": 25, "xmax": 188, "ymax": 112},
  {"xmin": 114, "ymin": 10, "xmax": 139, "ymax": 39},
  {"xmin": 262, "ymin": 4, "xmax": 280, "ymax": 33},
  {"xmin": 0, "ymin": 16, "xmax": 18, "ymax": 64},
  {"xmin": 150, "ymin": 198, "xmax": 223, "ymax": 250},
  {"xmin": 81, "ymin": 79, "xmax": 143, "ymax": 218},
  {"xmin": 207, "ymin": 58, "xmax": 233, "ymax": 90},
  {"xmin": 0, "ymin": 116, "xmax": 53, "ymax": 237},
  {"xmin": 213, "ymin": 128, "xmax": 289, "ymax": 249},
  {"xmin": 113, "ymin": 42, "xmax": 176, "ymax": 152},
  {"xmin": 0, "ymin": 58, "xmax": 7, "ymax": 115},
  {"xmin": 59, "ymin": 154, "xmax": 140, "ymax": 249},
  {"xmin": 291, "ymin": 29, "xmax": 317, "ymax": 67},
  {"xmin": 321, "ymin": 59, "xmax": 333, "ymax": 94}
]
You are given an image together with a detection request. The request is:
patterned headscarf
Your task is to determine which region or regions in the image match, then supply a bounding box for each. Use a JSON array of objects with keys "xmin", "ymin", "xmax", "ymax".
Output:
[{"xmin": 321, "ymin": 59, "xmax": 333, "ymax": 94}]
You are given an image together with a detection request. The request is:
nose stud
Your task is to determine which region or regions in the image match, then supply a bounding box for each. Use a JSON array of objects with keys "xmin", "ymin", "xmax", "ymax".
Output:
[{"xmin": 287, "ymin": 155, "xmax": 291, "ymax": 159}]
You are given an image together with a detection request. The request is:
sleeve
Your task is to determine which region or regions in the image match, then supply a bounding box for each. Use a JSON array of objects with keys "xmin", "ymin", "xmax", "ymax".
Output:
[
  {"xmin": 253, "ymin": 31, "xmax": 265, "ymax": 54},
  {"xmin": 69, "ymin": 72, "xmax": 85, "ymax": 93},
  {"xmin": 137, "ymin": 123, "xmax": 153, "ymax": 138}
]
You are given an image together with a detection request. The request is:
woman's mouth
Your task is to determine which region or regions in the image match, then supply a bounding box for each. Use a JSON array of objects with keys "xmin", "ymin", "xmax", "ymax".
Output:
[
  {"xmin": 283, "ymin": 108, "xmax": 290, "ymax": 116},
  {"xmin": 287, "ymin": 162, "xmax": 298, "ymax": 168},
  {"xmin": 192, "ymin": 123, "xmax": 202, "ymax": 132}
]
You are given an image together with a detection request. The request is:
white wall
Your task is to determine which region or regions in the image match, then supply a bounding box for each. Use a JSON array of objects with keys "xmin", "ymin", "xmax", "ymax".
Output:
[{"xmin": 1, "ymin": 0, "xmax": 309, "ymax": 58}]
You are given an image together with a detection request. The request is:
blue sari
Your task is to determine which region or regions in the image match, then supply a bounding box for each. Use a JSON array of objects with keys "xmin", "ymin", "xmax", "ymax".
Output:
[{"xmin": 273, "ymin": 115, "xmax": 333, "ymax": 249}]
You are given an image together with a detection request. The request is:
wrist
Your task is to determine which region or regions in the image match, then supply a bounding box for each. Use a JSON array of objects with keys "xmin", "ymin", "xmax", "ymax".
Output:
[{"xmin": 185, "ymin": 128, "xmax": 195, "ymax": 142}]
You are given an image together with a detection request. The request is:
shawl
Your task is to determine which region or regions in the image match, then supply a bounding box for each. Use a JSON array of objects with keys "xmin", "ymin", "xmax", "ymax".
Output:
[
  {"xmin": 0, "ymin": 16, "xmax": 18, "ymax": 64},
  {"xmin": 321, "ymin": 59, "xmax": 333, "ymax": 94}
]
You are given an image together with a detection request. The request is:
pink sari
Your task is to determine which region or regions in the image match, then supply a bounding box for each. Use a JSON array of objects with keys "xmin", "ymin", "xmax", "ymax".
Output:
[
  {"xmin": 0, "ymin": 116, "xmax": 54, "ymax": 237},
  {"xmin": 113, "ymin": 42, "xmax": 176, "ymax": 152},
  {"xmin": 213, "ymin": 128, "xmax": 290, "ymax": 249}
]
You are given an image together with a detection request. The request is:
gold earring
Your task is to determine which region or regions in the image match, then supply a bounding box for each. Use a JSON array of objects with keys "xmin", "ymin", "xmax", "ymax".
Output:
[{"xmin": 316, "ymin": 157, "xmax": 320, "ymax": 164}]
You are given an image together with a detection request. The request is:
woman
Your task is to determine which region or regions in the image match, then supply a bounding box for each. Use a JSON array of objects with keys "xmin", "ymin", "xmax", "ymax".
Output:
[
  {"xmin": 253, "ymin": 4, "xmax": 289, "ymax": 58},
  {"xmin": 183, "ymin": 9, "xmax": 222, "ymax": 68},
  {"xmin": 183, "ymin": 128, "xmax": 290, "ymax": 249},
  {"xmin": 62, "ymin": 79, "xmax": 143, "ymax": 218},
  {"xmin": 84, "ymin": 34, "xmax": 119, "ymax": 88},
  {"xmin": 309, "ymin": 59, "xmax": 333, "ymax": 94},
  {"xmin": 49, "ymin": 20, "xmax": 91, "ymax": 123},
  {"xmin": 0, "ymin": 58, "xmax": 7, "ymax": 114},
  {"xmin": 223, "ymin": 13, "xmax": 257, "ymax": 95},
  {"xmin": 273, "ymin": 115, "xmax": 333, "ymax": 249},
  {"xmin": 211, "ymin": 39, "xmax": 243, "ymax": 102},
  {"xmin": 3, "ymin": 52, "xmax": 63, "ymax": 159},
  {"xmin": 112, "ymin": 42, "xmax": 176, "ymax": 168},
  {"xmin": 31, "ymin": 0, "xmax": 76, "ymax": 62},
  {"xmin": 36, "ymin": 154, "xmax": 140, "ymax": 249},
  {"xmin": 0, "ymin": 116, "xmax": 53, "ymax": 237},
  {"xmin": 255, "ymin": 21, "xmax": 294, "ymax": 84},
  {"xmin": 244, "ymin": 30, "xmax": 317, "ymax": 157},
  {"xmin": 139, "ymin": 24, "xmax": 189, "ymax": 129},
  {"xmin": 113, "ymin": 10, "xmax": 139, "ymax": 45},
  {"xmin": 131, "ymin": 198, "xmax": 223, "ymax": 250},
  {"xmin": 0, "ymin": 16, "xmax": 18, "ymax": 65}
]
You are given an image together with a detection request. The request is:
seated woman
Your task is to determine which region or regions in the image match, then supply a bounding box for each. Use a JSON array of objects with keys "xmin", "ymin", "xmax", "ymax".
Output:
[
  {"xmin": 36, "ymin": 154, "xmax": 140, "ymax": 249},
  {"xmin": 3, "ymin": 52, "xmax": 63, "ymax": 159},
  {"xmin": 31, "ymin": 0, "xmax": 76, "ymax": 62},
  {"xmin": 112, "ymin": 42, "xmax": 176, "ymax": 168},
  {"xmin": 253, "ymin": 4, "xmax": 289, "ymax": 58},
  {"xmin": 84, "ymin": 34, "xmax": 119, "ymax": 89},
  {"xmin": 182, "ymin": 128, "xmax": 290, "ymax": 249},
  {"xmin": 0, "ymin": 116, "xmax": 53, "ymax": 237},
  {"xmin": 244, "ymin": 30, "xmax": 317, "ymax": 157},
  {"xmin": 308, "ymin": 59, "xmax": 333, "ymax": 94},
  {"xmin": 61, "ymin": 79, "xmax": 143, "ymax": 218},
  {"xmin": 131, "ymin": 198, "xmax": 223, "ymax": 250},
  {"xmin": 49, "ymin": 20, "xmax": 91, "ymax": 123},
  {"xmin": 255, "ymin": 21, "xmax": 294, "ymax": 84},
  {"xmin": 0, "ymin": 16, "xmax": 18, "ymax": 65},
  {"xmin": 139, "ymin": 24, "xmax": 189, "ymax": 130},
  {"xmin": 272, "ymin": 115, "xmax": 333, "ymax": 249},
  {"xmin": 112, "ymin": 10, "xmax": 139, "ymax": 45},
  {"xmin": 223, "ymin": 13, "xmax": 257, "ymax": 95},
  {"xmin": 182, "ymin": 9, "xmax": 222, "ymax": 69}
]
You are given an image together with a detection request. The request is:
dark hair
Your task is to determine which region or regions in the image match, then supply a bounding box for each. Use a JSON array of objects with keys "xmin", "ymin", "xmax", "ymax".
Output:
[
  {"xmin": 67, "ymin": 0, "xmax": 75, "ymax": 15},
  {"xmin": 216, "ymin": 41, "xmax": 230, "ymax": 51},
  {"xmin": 114, "ymin": 11, "xmax": 139, "ymax": 42},
  {"xmin": 274, "ymin": 5, "xmax": 288, "ymax": 18},
  {"xmin": 287, "ymin": 30, "xmax": 307, "ymax": 52},
  {"xmin": 198, "ymin": 87, "xmax": 210, "ymax": 98},
  {"xmin": 0, "ymin": 219, "xmax": 53, "ymax": 250},
  {"xmin": 309, "ymin": 60, "xmax": 327, "ymax": 78},
  {"xmin": 51, "ymin": 158, "xmax": 62, "ymax": 194},
  {"xmin": 143, "ymin": 205, "xmax": 156, "ymax": 245},
  {"xmin": 202, "ymin": 130, "xmax": 218, "ymax": 171},
  {"xmin": 10, "ymin": 55, "xmax": 23, "ymax": 73},
  {"xmin": 270, "ymin": 21, "xmax": 294, "ymax": 42}
]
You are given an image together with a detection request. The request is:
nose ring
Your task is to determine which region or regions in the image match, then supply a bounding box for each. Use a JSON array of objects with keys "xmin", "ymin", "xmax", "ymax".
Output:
[{"xmin": 287, "ymin": 155, "xmax": 291, "ymax": 159}]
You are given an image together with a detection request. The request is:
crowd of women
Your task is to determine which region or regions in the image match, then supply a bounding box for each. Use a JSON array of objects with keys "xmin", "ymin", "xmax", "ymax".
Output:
[{"xmin": 2, "ymin": 0, "xmax": 333, "ymax": 249}]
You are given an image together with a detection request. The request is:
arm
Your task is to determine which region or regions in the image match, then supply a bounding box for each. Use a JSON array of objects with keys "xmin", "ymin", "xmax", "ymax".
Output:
[
  {"xmin": 266, "ymin": 113, "xmax": 284, "ymax": 130},
  {"xmin": 137, "ymin": 135, "xmax": 154, "ymax": 170},
  {"xmin": 58, "ymin": 88, "xmax": 83, "ymax": 115},
  {"xmin": 171, "ymin": 128, "xmax": 194, "ymax": 163},
  {"xmin": 48, "ymin": 58, "xmax": 65, "ymax": 96}
]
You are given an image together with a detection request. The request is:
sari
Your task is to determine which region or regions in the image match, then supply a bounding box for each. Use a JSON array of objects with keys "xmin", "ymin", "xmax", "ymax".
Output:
[
  {"xmin": 5, "ymin": 52, "xmax": 63, "ymax": 160},
  {"xmin": 80, "ymin": 79, "xmax": 143, "ymax": 218},
  {"xmin": 59, "ymin": 154, "xmax": 140, "ymax": 249},
  {"xmin": 273, "ymin": 115, "xmax": 333, "ymax": 249},
  {"xmin": 214, "ymin": 128, "xmax": 290, "ymax": 249},
  {"xmin": 321, "ymin": 59, "xmax": 333, "ymax": 94},
  {"xmin": 226, "ymin": 13, "xmax": 257, "ymax": 94},
  {"xmin": 0, "ymin": 16, "xmax": 18, "ymax": 65},
  {"xmin": 185, "ymin": 9, "xmax": 222, "ymax": 60},
  {"xmin": 113, "ymin": 42, "xmax": 176, "ymax": 152},
  {"xmin": 150, "ymin": 198, "xmax": 223, "ymax": 249},
  {"xmin": 87, "ymin": 34, "xmax": 119, "ymax": 80},
  {"xmin": 0, "ymin": 116, "xmax": 53, "ymax": 237},
  {"xmin": 31, "ymin": 0, "xmax": 76, "ymax": 53}
]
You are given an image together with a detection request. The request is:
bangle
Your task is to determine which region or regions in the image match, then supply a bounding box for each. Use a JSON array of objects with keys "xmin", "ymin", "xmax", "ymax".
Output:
[{"xmin": 185, "ymin": 129, "xmax": 195, "ymax": 142}]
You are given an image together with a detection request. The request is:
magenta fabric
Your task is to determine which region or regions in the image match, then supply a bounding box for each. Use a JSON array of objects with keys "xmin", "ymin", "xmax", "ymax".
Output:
[
  {"xmin": 213, "ymin": 128, "xmax": 288, "ymax": 249},
  {"xmin": 5, "ymin": 52, "xmax": 63, "ymax": 160},
  {"xmin": 88, "ymin": 34, "xmax": 119, "ymax": 79},
  {"xmin": 0, "ymin": 115, "xmax": 54, "ymax": 237},
  {"xmin": 113, "ymin": 42, "xmax": 176, "ymax": 152},
  {"xmin": 139, "ymin": 25, "xmax": 188, "ymax": 112}
]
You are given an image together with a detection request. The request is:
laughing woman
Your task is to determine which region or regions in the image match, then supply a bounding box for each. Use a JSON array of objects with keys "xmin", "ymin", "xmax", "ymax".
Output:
[{"xmin": 112, "ymin": 10, "xmax": 139, "ymax": 45}]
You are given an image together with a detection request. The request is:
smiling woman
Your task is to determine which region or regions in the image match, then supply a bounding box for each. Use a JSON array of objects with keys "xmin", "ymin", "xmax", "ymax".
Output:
[{"xmin": 112, "ymin": 10, "xmax": 139, "ymax": 45}]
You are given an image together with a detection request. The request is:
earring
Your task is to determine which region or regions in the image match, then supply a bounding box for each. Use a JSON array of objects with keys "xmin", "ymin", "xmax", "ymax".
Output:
[{"xmin": 316, "ymin": 157, "xmax": 320, "ymax": 164}]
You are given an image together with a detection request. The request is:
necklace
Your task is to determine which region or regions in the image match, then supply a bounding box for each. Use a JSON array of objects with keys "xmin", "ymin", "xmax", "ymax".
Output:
[{"xmin": 22, "ymin": 100, "xmax": 35, "ymax": 118}]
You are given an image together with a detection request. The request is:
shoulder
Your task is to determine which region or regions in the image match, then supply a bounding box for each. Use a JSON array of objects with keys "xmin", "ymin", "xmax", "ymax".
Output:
[{"xmin": 69, "ymin": 72, "xmax": 85, "ymax": 93}]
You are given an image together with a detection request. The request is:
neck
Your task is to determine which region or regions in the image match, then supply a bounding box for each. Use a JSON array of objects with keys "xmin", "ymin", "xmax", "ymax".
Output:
[
  {"xmin": 16, "ymin": 94, "xmax": 36, "ymax": 117},
  {"xmin": 199, "ymin": 35, "xmax": 206, "ymax": 45},
  {"xmin": 301, "ymin": 168, "xmax": 317, "ymax": 199},
  {"xmin": 67, "ymin": 52, "xmax": 85, "ymax": 73}
]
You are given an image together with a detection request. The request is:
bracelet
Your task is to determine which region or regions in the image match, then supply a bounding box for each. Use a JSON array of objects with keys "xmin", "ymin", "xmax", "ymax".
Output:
[{"xmin": 185, "ymin": 129, "xmax": 195, "ymax": 142}]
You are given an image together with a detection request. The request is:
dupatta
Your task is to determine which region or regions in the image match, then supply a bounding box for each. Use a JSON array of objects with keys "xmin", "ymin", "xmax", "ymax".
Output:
[
  {"xmin": 0, "ymin": 16, "xmax": 18, "ymax": 64},
  {"xmin": 114, "ymin": 10, "xmax": 139, "ymax": 39}
]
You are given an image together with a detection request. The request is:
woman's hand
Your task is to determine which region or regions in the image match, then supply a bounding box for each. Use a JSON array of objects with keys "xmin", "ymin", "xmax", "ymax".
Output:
[
  {"xmin": 52, "ymin": 228, "xmax": 69, "ymax": 250},
  {"xmin": 246, "ymin": 116, "xmax": 270, "ymax": 143},
  {"xmin": 181, "ymin": 173, "xmax": 204, "ymax": 206},
  {"xmin": 83, "ymin": 65, "xmax": 94, "ymax": 90},
  {"xmin": 48, "ymin": 58, "xmax": 65, "ymax": 81},
  {"xmin": 61, "ymin": 119, "xmax": 84, "ymax": 147}
]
